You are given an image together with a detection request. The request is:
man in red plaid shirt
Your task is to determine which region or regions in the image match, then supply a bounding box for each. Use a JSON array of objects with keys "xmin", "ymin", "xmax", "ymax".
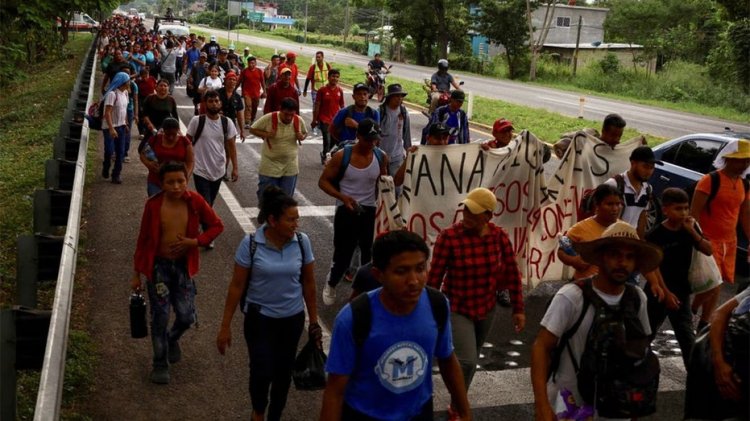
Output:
[{"xmin": 428, "ymin": 187, "xmax": 525, "ymax": 417}]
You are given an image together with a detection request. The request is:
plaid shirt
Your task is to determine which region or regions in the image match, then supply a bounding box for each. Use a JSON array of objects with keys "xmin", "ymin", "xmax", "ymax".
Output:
[{"xmin": 428, "ymin": 222, "xmax": 524, "ymax": 320}]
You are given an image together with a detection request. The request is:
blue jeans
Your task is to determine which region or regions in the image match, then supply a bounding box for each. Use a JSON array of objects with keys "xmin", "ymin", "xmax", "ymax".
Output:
[
  {"xmin": 103, "ymin": 125, "xmax": 127, "ymax": 180},
  {"xmin": 147, "ymin": 258, "xmax": 195, "ymax": 369},
  {"xmin": 243, "ymin": 307, "xmax": 304, "ymax": 420},
  {"xmin": 257, "ymin": 174, "xmax": 297, "ymax": 203}
]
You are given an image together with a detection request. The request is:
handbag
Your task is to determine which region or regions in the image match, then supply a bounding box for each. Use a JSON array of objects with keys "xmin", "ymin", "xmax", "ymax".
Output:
[
  {"xmin": 292, "ymin": 339, "xmax": 327, "ymax": 390},
  {"xmin": 129, "ymin": 292, "xmax": 148, "ymax": 338},
  {"xmin": 688, "ymin": 246, "xmax": 723, "ymax": 294}
]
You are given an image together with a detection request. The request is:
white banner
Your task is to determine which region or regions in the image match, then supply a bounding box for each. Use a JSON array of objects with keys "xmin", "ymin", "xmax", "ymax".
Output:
[{"xmin": 380, "ymin": 130, "xmax": 644, "ymax": 288}]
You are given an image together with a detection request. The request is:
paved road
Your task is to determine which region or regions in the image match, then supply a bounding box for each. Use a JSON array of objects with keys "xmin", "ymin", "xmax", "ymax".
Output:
[
  {"xmin": 193, "ymin": 24, "xmax": 750, "ymax": 139},
  {"xmin": 80, "ymin": 73, "xmax": 714, "ymax": 419}
]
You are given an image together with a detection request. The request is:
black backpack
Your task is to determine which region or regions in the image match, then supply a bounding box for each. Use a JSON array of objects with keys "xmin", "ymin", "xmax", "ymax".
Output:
[
  {"xmin": 191, "ymin": 115, "xmax": 229, "ymax": 146},
  {"xmin": 350, "ymin": 286, "xmax": 448, "ymax": 348},
  {"xmin": 549, "ymin": 279, "xmax": 660, "ymax": 418}
]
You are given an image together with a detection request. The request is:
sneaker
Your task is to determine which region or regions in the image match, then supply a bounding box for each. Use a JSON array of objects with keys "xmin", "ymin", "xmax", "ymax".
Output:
[
  {"xmin": 111, "ymin": 177, "xmax": 122, "ymax": 184},
  {"xmin": 124, "ymin": 156, "xmax": 131, "ymax": 163},
  {"xmin": 149, "ymin": 367, "xmax": 170, "ymax": 384},
  {"xmin": 322, "ymin": 283, "xmax": 336, "ymax": 306},
  {"xmin": 205, "ymin": 241, "xmax": 215, "ymax": 250},
  {"xmin": 343, "ymin": 267, "xmax": 356, "ymax": 283},
  {"xmin": 244, "ymin": 123, "xmax": 251, "ymax": 130},
  {"xmin": 101, "ymin": 166, "xmax": 110, "ymax": 179},
  {"xmin": 168, "ymin": 341, "xmax": 182, "ymax": 364}
]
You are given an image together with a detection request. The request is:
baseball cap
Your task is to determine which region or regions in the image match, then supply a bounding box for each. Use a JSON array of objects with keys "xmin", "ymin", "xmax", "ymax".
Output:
[
  {"xmin": 352, "ymin": 83, "xmax": 369, "ymax": 92},
  {"xmin": 356, "ymin": 118, "xmax": 382, "ymax": 141},
  {"xmin": 286, "ymin": 51, "xmax": 296, "ymax": 58},
  {"xmin": 493, "ymin": 118, "xmax": 514, "ymax": 133},
  {"xmin": 629, "ymin": 146, "xmax": 663, "ymax": 165},
  {"xmin": 460, "ymin": 188, "xmax": 496, "ymax": 214},
  {"xmin": 428, "ymin": 122, "xmax": 450, "ymax": 137},
  {"xmin": 244, "ymin": 46, "xmax": 250, "ymax": 51},
  {"xmin": 199, "ymin": 52, "xmax": 207, "ymax": 58},
  {"xmin": 210, "ymin": 35, "xmax": 216, "ymax": 41},
  {"xmin": 219, "ymin": 48, "xmax": 228, "ymax": 54},
  {"xmin": 451, "ymin": 90, "xmax": 465, "ymax": 101},
  {"xmin": 279, "ymin": 67, "xmax": 292, "ymax": 75}
]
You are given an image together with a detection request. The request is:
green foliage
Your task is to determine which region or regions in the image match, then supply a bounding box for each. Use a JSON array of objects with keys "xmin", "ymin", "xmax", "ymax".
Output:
[
  {"xmin": 727, "ymin": 18, "xmax": 750, "ymax": 93},
  {"xmin": 475, "ymin": 0, "xmax": 529, "ymax": 79},
  {"xmin": 598, "ymin": 53, "xmax": 620, "ymax": 74}
]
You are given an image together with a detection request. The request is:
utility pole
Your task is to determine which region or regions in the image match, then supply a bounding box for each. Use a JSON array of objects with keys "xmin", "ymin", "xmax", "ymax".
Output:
[
  {"xmin": 343, "ymin": 0, "xmax": 350, "ymax": 46},
  {"xmin": 304, "ymin": 0, "xmax": 309, "ymax": 44},
  {"xmin": 573, "ymin": 15, "xmax": 583, "ymax": 76}
]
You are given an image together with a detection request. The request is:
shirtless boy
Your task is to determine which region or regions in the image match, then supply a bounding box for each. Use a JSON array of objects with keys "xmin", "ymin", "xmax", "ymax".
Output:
[{"xmin": 131, "ymin": 161, "xmax": 224, "ymax": 384}]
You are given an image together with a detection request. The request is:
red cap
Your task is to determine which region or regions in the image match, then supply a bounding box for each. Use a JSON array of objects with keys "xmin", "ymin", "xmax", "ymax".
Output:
[
  {"xmin": 225, "ymin": 71, "xmax": 237, "ymax": 80},
  {"xmin": 286, "ymin": 52, "xmax": 296, "ymax": 58},
  {"xmin": 493, "ymin": 118, "xmax": 514, "ymax": 133}
]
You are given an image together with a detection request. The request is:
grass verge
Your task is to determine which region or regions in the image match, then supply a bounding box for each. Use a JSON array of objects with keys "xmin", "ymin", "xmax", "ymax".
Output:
[
  {"xmin": 196, "ymin": 30, "xmax": 651, "ymax": 144},
  {"xmin": 200, "ymin": 26, "xmax": 750, "ymax": 125},
  {"xmin": 0, "ymin": 33, "xmax": 97, "ymax": 420}
]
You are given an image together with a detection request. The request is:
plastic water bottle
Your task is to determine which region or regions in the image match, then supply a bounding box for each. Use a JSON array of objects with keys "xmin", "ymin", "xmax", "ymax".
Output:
[
  {"xmin": 558, "ymin": 234, "xmax": 577, "ymax": 256},
  {"xmin": 143, "ymin": 143, "xmax": 157, "ymax": 162}
]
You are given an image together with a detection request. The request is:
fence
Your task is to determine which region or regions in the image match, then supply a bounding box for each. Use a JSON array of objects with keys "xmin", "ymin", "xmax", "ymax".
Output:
[{"xmin": 0, "ymin": 38, "xmax": 98, "ymax": 420}]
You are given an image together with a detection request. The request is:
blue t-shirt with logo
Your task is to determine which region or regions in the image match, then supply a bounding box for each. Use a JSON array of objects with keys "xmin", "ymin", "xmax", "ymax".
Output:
[
  {"xmin": 326, "ymin": 288, "xmax": 453, "ymax": 420},
  {"xmin": 332, "ymin": 107, "xmax": 380, "ymax": 142}
]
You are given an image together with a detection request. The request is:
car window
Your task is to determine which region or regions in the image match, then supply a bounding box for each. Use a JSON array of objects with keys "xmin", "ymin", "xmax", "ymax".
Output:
[{"xmin": 672, "ymin": 139, "xmax": 723, "ymax": 174}]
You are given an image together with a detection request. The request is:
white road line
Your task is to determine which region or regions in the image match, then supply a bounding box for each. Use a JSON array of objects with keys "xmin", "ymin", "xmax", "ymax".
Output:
[{"xmin": 242, "ymin": 205, "xmax": 336, "ymax": 218}]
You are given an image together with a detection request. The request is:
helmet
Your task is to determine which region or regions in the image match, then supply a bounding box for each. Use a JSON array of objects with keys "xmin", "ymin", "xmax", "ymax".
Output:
[{"xmin": 437, "ymin": 59, "xmax": 449, "ymax": 71}]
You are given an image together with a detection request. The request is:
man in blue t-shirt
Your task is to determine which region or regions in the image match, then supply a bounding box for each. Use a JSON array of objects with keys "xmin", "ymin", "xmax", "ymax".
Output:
[
  {"xmin": 330, "ymin": 83, "xmax": 380, "ymax": 144},
  {"xmin": 320, "ymin": 231, "xmax": 471, "ymax": 421},
  {"xmin": 425, "ymin": 90, "xmax": 469, "ymax": 145}
]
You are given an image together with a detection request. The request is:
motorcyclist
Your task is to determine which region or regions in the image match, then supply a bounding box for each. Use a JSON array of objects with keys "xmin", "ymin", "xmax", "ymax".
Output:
[
  {"xmin": 366, "ymin": 53, "xmax": 390, "ymax": 101},
  {"xmin": 429, "ymin": 59, "xmax": 461, "ymax": 114}
]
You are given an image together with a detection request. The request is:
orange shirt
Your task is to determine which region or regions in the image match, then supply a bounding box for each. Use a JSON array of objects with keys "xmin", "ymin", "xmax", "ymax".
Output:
[
  {"xmin": 696, "ymin": 170, "xmax": 750, "ymax": 242},
  {"xmin": 566, "ymin": 217, "xmax": 615, "ymax": 280}
]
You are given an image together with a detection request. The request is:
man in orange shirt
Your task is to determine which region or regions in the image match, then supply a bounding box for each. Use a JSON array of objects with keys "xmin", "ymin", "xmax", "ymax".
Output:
[
  {"xmin": 279, "ymin": 51, "xmax": 300, "ymax": 94},
  {"xmin": 691, "ymin": 139, "xmax": 750, "ymax": 329},
  {"xmin": 238, "ymin": 56, "xmax": 266, "ymax": 127},
  {"xmin": 303, "ymin": 51, "xmax": 331, "ymax": 105}
]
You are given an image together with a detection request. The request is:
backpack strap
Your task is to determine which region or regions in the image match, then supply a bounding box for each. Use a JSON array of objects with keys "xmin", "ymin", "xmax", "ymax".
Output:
[
  {"xmin": 272, "ymin": 112, "xmax": 301, "ymax": 134},
  {"xmin": 221, "ymin": 115, "xmax": 229, "ymax": 141},
  {"xmin": 192, "ymin": 115, "xmax": 207, "ymax": 146},
  {"xmin": 705, "ymin": 171, "xmax": 721, "ymax": 215},
  {"xmin": 240, "ymin": 233, "xmax": 258, "ymax": 314},
  {"xmin": 549, "ymin": 280, "xmax": 591, "ymax": 382},
  {"xmin": 351, "ymin": 291, "xmax": 372, "ymax": 348},
  {"xmin": 425, "ymin": 286, "xmax": 448, "ymax": 334},
  {"xmin": 296, "ymin": 232, "xmax": 305, "ymax": 283},
  {"xmin": 337, "ymin": 145, "xmax": 354, "ymax": 183}
]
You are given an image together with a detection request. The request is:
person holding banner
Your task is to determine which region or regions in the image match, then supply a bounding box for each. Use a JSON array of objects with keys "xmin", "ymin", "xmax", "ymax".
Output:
[
  {"xmin": 558, "ymin": 184, "xmax": 624, "ymax": 281},
  {"xmin": 427, "ymin": 187, "xmax": 525, "ymax": 417}
]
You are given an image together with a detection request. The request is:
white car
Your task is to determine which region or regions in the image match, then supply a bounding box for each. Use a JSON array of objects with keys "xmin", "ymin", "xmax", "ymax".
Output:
[{"xmin": 157, "ymin": 24, "xmax": 190, "ymax": 37}]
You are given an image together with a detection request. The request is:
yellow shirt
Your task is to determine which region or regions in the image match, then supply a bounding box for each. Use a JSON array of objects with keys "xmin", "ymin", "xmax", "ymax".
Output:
[{"xmin": 252, "ymin": 113, "xmax": 308, "ymax": 177}]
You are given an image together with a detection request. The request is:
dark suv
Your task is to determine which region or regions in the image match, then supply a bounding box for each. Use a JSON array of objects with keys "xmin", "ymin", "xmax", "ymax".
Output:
[{"xmin": 648, "ymin": 129, "xmax": 749, "ymax": 279}]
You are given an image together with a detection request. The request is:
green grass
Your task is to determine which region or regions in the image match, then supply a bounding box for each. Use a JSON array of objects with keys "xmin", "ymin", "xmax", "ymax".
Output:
[
  {"xmin": 0, "ymin": 33, "xmax": 97, "ymax": 420},
  {"xmin": 197, "ymin": 30, "xmax": 654, "ymax": 144}
]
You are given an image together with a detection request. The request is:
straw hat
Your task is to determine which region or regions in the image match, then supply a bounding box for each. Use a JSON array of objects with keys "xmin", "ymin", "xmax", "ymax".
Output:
[{"xmin": 573, "ymin": 221, "xmax": 663, "ymax": 273}]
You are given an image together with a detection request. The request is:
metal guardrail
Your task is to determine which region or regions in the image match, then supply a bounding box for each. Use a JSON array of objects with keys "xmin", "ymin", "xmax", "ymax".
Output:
[{"xmin": 32, "ymin": 41, "xmax": 98, "ymax": 421}]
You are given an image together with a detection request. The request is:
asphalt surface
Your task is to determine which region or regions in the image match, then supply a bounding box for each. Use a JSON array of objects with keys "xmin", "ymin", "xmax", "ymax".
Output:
[
  {"xmin": 192, "ymin": 24, "xmax": 750, "ymax": 140},
  {"xmin": 78, "ymin": 72, "xmax": 749, "ymax": 420}
]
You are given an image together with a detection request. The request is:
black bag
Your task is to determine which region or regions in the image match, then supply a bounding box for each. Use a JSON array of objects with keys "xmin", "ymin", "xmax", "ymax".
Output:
[
  {"xmin": 570, "ymin": 280, "xmax": 660, "ymax": 418},
  {"xmin": 292, "ymin": 339, "xmax": 327, "ymax": 391},
  {"xmin": 129, "ymin": 292, "xmax": 148, "ymax": 339}
]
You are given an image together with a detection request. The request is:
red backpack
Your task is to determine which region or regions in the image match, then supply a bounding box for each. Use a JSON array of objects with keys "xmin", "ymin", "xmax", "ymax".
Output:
[{"xmin": 271, "ymin": 111, "xmax": 301, "ymax": 135}]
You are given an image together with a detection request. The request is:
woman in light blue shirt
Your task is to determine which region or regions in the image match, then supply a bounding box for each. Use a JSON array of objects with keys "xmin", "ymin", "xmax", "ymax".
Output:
[{"xmin": 217, "ymin": 186, "xmax": 321, "ymax": 421}]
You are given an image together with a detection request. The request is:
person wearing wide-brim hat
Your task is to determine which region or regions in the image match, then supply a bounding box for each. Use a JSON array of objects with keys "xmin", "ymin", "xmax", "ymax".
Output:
[
  {"xmin": 532, "ymin": 221, "xmax": 661, "ymax": 419},
  {"xmin": 574, "ymin": 220, "xmax": 663, "ymax": 274},
  {"xmin": 378, "ymin": 84, "xmax": 411, "ymax": 195},
  {"xmin": 690, "ymin": 138, "xmax": 750, "ymax": 330}
]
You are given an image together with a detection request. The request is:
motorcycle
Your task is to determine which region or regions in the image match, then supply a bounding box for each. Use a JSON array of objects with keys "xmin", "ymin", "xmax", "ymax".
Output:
[
  {"xmin": 366, "ymin": 65, "xmax": 392, "ymax": 102},
  {"xmin": 422, "ymin": 79, "xmax": 464, "ymax": 116}
]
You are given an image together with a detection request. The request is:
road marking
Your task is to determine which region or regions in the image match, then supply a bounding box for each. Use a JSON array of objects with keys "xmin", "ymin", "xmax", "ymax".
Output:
[{"xmin": 242, "ymin": 205, "xmax": 336, "ymax": 218}]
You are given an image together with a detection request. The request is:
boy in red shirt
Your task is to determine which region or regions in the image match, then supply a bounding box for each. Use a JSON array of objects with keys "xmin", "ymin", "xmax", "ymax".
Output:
[
  {"xmin": 238, "ymin": 56, "xmax": 266, "ymax": 127},
  {"xmin": 311, "ymin": 68, "xmax": 344, "ymax": 164},
  {"xmin": 131, "ymin": 161, "xmax": 224, "ymax": 384}
]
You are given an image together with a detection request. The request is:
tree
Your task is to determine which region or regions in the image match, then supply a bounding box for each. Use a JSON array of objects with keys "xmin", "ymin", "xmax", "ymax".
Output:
[
  {"xmin": 475, "ymin": 0, "xmax": 529, "ymax": 79},
  {"xmin": 526, "ymin": 0, "xmax": 550, "ymax": 80}
]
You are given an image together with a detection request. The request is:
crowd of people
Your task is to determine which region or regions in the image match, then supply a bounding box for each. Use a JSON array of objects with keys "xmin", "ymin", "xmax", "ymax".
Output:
[{"xmin": 96, "ymin": 13, "xmax": 750, "ymax": 421}]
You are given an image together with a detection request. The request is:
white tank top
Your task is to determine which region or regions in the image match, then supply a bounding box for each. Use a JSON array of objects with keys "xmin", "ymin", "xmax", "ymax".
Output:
[{"xmin": 339, "ymin": 153, "xmax": 381, "ymax": 207}]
